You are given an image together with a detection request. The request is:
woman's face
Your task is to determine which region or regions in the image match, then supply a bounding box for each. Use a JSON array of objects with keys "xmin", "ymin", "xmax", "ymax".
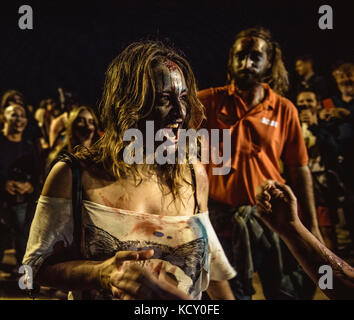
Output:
[
  {"xmin": 73, "ymin": 109, "xmax": 96, "ymax": 145},
  {"xmin": 146, "ymin": 60, "xmax": 188, "ymax": 145}
]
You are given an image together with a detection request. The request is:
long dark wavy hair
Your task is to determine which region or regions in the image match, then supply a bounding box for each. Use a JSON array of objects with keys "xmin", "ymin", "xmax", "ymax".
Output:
[
  {"xmin": 77, "ymin": 40, "xmax": 205, "ymax": 201},
  {"xmin": 227, "ymin": 27, "xmax": 289, "ymax": 95}
]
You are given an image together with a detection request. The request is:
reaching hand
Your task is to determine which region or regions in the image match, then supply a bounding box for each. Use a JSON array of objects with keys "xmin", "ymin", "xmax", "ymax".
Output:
[{"xmin": 256, "ymin": 180, "xmax": 301, "ymax": 236}]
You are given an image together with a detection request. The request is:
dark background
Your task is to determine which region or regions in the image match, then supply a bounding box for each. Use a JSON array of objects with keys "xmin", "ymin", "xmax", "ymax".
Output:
[{"xmin": 0, "ymin": 0, "xmax": 352, "ymax": 108}]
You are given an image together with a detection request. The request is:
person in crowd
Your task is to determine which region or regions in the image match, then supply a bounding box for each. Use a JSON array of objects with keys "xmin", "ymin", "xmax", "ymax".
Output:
[
  {"xmin": 297, "ymin": 90, "xmax": 345, "ymax": 252},
  {"xmin": 1, "ymin": 90, "xmax": 26, "ymax": 110},
  {"xmin": 0, "ymin": 104, "xmax": 39, "ymax": 268},
  {"xmin": 47, "ymin": 106, "xmax": 100, "ymax": 168},
  {"xmin": 1, "ymin": 90, "xmax": 42, "ymax": 145},
  {"xmin": 49, "ymin": 89, "xmax": 80, "ymax": 149},
  {"xmin": 320, "ymin": 62, "xmax": 354, "ymax": 248},
  {"xmin": 23, "ymin": 41, "xmax": 236, "ymax": 300},
  {"xmin": 198, "ymin": 27, "xmax": 323, "ymax": 300},
  {"xmin": 256, "ymin": 180, "xmax": 354, "ymax": 300},
  {"xmin": 34, "ymin": 98, "xmax": 58, "ymax": 149},
  {"xmin": 293, "ymin": 55, "xmax": 329, "ymax": 101}
]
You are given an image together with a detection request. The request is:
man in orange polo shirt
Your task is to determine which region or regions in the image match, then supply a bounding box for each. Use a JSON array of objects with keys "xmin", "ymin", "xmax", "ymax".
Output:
[{"xmin": 198, "ymin": 27, "xmax": 323, "ymax": 300}]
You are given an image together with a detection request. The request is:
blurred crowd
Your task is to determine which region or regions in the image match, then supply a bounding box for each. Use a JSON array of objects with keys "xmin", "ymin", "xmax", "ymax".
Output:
[
  {"xmin": 292, "ymin": 60, "xmax": 354, "ymax": 254},
  {"xmin": 0, "ymin": 56, "xmax": 353, "ymax": 295},
  {"xmin": 0, "ymin": 88, "xmax": 101, "ymax": 273}
]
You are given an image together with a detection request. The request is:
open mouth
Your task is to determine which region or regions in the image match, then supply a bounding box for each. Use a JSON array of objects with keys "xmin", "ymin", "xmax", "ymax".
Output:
[{"xmin": 164, "ymin": 122, "xmax": 182, "ymax": 140}]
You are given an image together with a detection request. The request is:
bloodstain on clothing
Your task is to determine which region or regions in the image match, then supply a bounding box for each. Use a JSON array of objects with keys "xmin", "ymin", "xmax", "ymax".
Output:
[{"xmin": 131, "ymin": 221, "xmax": 163, "ymax": 236}]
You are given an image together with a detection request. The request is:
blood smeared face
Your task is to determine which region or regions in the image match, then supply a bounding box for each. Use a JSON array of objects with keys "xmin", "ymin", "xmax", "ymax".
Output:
[
  {"xmin": 230, "ymin": 37, "xmax": 271, "ymax": 90},
  {"xmin": 148, "ymin": 60, "xmax": 188, "ymax": 144}
]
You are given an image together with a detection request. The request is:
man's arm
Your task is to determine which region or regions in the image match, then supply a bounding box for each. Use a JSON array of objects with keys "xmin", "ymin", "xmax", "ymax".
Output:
[
  {"xmin": 287, "ymin": 165, "xmax": 324, "ymax": 243},
  {"xmin": 256, "ymin": 181, "xmax": 354, "ymax": 300}
]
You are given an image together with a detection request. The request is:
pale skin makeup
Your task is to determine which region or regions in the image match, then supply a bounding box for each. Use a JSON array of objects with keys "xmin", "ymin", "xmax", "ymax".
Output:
[
  {"xmin": 230, "ymin": 36, "xmax": 270, "ymax": 109},
  {"xmin": 35, "ymin": 61, "xmax": 235, "ymax": 300},
  {"xmin": 149, "ymin": 60, "xmax": 188, "ymax": 144}
]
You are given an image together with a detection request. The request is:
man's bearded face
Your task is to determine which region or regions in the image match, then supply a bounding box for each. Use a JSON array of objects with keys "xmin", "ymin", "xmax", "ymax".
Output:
[{"xmin": 230, "ymin": 37, "xmax": 270, "ymax": 90}]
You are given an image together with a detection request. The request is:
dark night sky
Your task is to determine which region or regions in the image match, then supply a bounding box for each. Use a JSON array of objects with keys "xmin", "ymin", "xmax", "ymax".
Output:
[{"xmin": 0, "ymin": 0, "xmax": 352, "ymax": 108}]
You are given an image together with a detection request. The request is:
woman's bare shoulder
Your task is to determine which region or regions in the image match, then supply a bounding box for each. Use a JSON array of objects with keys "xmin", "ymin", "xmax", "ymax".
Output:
[{"xmin": 41, "ymin": 161, "xmax": 72, "ymax": 199}]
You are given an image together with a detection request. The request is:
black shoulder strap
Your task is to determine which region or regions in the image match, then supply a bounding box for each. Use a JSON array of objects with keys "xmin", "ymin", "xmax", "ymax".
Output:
[
  {"xmin": 52, "ymin": 151, "xmax": 82, "ymax": 255},
  {"xmin": 189, "ymin": 164, "xmax": 200, "ymax": 214}
]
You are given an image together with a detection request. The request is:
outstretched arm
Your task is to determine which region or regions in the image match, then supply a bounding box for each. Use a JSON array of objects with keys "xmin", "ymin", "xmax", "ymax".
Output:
[
  {"xmin": 287, "ymin": 165, "xmax": 324, "ymax": 243},
  {"xmin": 256, "ymin": 180, "xmax": 354, "ymax": 300}
]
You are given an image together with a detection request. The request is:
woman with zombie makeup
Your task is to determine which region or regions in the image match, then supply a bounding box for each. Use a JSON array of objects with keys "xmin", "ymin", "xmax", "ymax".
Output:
[
  {"xmin": 23, "ymin": 41, "xmax": 236, "ymax": 300},
  {"xmin": 46, "ymin": 106, "xmax": 100, "ymax": 169}
]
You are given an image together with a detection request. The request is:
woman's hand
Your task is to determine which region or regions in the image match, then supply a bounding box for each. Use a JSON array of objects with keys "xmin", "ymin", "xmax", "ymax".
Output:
[
  {"xmin": 97, "ymin": 249, "xmax": 154, "ymax": 295},
  {"xmin": 110, "ymin": 264, "xmax": 192, "ymax": 300}
]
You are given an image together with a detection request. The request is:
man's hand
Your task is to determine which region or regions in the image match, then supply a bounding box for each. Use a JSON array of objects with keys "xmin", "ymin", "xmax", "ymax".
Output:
[{"xmin": 256, "ymin": 180, "xmax": 301, "ymax": 236}]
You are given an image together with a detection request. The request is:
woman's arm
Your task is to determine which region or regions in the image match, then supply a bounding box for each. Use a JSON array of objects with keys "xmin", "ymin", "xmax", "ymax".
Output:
[
  {"xmin": 29, "ymin": 162, "xmax": 154, "ymax": 295},
  {"xmin": 36, "ymin": 250, "xmax": 154, "ymax": 292},
  {"xmin": 194, "ymin": 162, "xmax": 236, "ymax": 300}
]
